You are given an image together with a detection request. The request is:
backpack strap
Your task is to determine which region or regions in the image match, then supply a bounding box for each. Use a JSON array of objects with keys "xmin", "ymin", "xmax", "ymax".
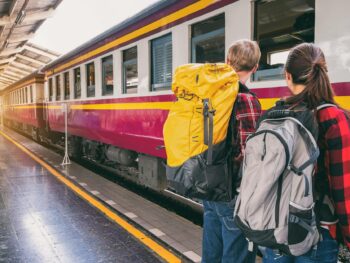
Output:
[
  {"xmin": 287, "ymin": 118, "xmax": 320, "ymax": 197},
  {"xmin": 316, "ymin": 103, "xmax": 337, "ymax": 111},
  {"xmin": 203, "ymin": 99, "xmax": 215, "ymax": 165}
]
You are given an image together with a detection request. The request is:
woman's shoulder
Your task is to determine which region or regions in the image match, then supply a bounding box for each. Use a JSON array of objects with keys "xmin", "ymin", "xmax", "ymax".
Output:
[
  {"xmin": 318, "ymin": 105, "xmax": 348, "ymax": 122},
  {"xmin": 318, "ymin": 105, "xmax": 350, "ymax": 132}
]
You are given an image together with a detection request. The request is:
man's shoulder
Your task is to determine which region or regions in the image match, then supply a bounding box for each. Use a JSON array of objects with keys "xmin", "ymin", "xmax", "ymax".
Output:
[{"xmin": 236, "ymin": 92, "xmax": 261, "ymax": 107}]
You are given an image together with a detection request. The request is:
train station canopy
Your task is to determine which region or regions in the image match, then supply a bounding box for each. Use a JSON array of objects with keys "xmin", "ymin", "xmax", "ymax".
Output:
[{"xmin": 0, "ymin": 0, "xmax": 62, "ymax": 90}]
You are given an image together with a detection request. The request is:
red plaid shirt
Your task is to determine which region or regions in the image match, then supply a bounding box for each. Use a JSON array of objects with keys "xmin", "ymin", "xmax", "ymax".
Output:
[
  {"xmin": 233, "ymin": 83, "xmax": 262, "ymax": 157},
  {"xmin": 317, "ymin": 106, "xmax": 350, "ymax": 248}
]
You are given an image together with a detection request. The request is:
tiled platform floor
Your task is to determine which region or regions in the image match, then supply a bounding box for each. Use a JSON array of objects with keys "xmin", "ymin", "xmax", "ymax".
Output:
[
  {"xmin": 3, "ymin": 127, "xmax": 203, "ymax": 262},
  {"xmin": 0, "ymin": 133, "xmax": 163, "ymax": 263}
]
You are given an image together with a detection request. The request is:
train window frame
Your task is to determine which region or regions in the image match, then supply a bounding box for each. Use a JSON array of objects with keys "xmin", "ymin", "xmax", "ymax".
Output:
[
  {"xmin": 25, "ymin": 87, "xmax": 28, "ymax": 104},
  {"xmin": 64, "ymin": 71, "xmax": 70, "ymax": 100},
  {"xmin": 48, "ymin": 78, "xmax": 53, "ymax": 101},
  {"xmin": 86, "ymin": 62, "xmax": 96, "ymax": 98},
  {"xmin": 30, "ymin": 85, "xmax": 33, "ymax": 103},
  {"xmin": 21, "ymin": 89, "xmax": 24, "ymax": 104},
  {"xmin": 150, "ymin": 33, "xmax": 172, "ymax": 91},
  {"xmin": 55, "ymin": 75, "xmax": 61, "ymax": 101},
  {"xmin": 252, "ymin": 0, "xmax": 315, "ymax": 82},
  {"xmin": 122, "ymin": 46, "xmax": 138, "ymax": 94},
  {"xmin": 101, "ymin": 55, "xmax": 114, "ymax": 96},
  {"xmin": 73, "ymin": 67, "xmax": 81, "ymax": 99},
  {"xmin": 190, "ymin": 13, "xmax": 225, "ymax": 63}
]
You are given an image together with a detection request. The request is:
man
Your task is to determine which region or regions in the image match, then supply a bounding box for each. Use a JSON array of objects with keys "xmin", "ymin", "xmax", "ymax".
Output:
[{"xmin": 202, "ymin": 39, "xmax": 262, "ymax": 263}]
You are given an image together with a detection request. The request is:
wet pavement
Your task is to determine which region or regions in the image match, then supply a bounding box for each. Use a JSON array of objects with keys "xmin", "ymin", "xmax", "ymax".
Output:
[{"xmin": 0, "ymin": 134, "xmax": 163, "ymax": 263}]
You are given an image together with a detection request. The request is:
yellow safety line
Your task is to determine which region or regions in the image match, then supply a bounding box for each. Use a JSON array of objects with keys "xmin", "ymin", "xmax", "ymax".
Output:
[
  {"xmin": 0, "ymin": 130, "xmax": 182, "ymax": 263},
  {"xmin": 47, "ymin": 0, "xmax": 217, "ymax": 76}
]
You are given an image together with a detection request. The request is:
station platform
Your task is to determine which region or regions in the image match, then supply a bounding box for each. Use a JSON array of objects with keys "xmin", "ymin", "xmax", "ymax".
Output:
[{"xmin": 0, "ymin": 127, "xmax": 202, "ymax": 263}]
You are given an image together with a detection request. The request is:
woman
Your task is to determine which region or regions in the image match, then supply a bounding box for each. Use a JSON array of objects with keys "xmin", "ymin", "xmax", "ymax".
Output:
[{"xmin": 263, "ymin": 43, "xmax": 350, "ymax": 262}]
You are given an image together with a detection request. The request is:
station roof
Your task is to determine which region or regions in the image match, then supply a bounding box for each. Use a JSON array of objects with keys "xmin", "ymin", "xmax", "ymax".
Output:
[{"xmin": 0, "ymin": 0, "xmax": 62, "ymax": 90}]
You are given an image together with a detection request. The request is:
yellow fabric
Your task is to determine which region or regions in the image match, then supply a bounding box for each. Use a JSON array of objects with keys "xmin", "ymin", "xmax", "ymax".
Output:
[{"xmin": 164, "ymin": 63, "xmax": 239, "ymax": 167}]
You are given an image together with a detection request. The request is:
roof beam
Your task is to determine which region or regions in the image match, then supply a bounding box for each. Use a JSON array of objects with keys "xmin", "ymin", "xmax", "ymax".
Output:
[
  {"xmin": 0, "ymin": 47, "xmax": 23, "ymax": 56},
  {"xmin": 0, "ymin": 57, "xmax": 13, "ymax": 64},
  {"xmin": 8, "ymin": 0, "xmax": 20, "ymax": 17},
  {"xmin": 6, "ymin": 65, "xmax": 31, "ymax": 75},
  {"xmin": 0, "ymin": 8, "xmax": 55, "ymax": 26},
  {"xmin": 3, "ymin": 70, "xmax": 26, "ymax": 79},
  {"xmin": 0, "ymin": 74, "xmax": 18, "ymax": 82},
  {"xmin": 23, "ymin": 44, "xmax": 58, "ymax": 60},
  {"xmin": 0, "ymin": 77, "xmax": 13, "ymax": 84},
  {"xmin": 0, "ymin": 82, "xmax": 12, "ymax": 88},
  {"xmin": 16, "ymin": 53, "xmax": 46, "ymax": 66},
  {"xmin": 23, "ymin": 8, "xmax": 55, "ymax": 24},
  {"xmin": 7, "ymin": 33, "xmax": 35, "ymax": 43},
  {"xmin": 10, "ymin": 61, "xmax": 37, "ymax": 71}
]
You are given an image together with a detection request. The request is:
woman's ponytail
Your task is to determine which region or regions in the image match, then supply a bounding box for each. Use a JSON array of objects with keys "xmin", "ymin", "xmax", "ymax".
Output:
[{"xmin": 285, "ymin": 43, "xmax": 336, "ymax": 109}]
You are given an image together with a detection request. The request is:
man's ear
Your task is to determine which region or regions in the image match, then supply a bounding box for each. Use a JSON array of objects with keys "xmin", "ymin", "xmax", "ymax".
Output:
[
  {"xmin": 285, "ymin": 72, "xmax": 292, "ymax": 82},
  {"xmin": 226, "ymin": 58, "xmax": 231, "ymax": 65},
  {"xmin": 251, "ymin": 64, "xmax": 259, "ymax": 74}
]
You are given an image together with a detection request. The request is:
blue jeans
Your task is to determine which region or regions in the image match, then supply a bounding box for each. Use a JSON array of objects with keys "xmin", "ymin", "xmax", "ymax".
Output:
[
  {"xmin": 202, "ymin": 200, "xmax": 257, "ymax": 263},
  {"xmin": 262, "ymin": 228, "xmax": 339, "ymax": 263}
]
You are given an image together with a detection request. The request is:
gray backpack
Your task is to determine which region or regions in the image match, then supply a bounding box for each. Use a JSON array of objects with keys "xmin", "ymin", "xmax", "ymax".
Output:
[{"xmin": 234, "ymin": 102, "xmax": 331, "ymax": 256}]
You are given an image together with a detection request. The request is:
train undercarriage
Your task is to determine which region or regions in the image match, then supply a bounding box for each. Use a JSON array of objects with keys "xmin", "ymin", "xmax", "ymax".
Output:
[{"xmin": 4, "ymin": 119, "xmax": 168, "ymax": 192}]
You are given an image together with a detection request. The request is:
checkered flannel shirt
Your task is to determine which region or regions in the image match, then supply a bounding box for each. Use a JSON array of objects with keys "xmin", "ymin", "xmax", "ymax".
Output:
[
  {"xmin": 233, "ymin": 82, "xmax": 262, "ymax": 158},
  {"xmin": 317, "ymin": 106, "xmax": 350, "ymax": 248}
]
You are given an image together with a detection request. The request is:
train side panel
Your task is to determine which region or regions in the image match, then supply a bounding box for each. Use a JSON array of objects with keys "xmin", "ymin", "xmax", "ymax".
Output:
[{"xmin": 47, "ymin": 95, "xmax": 175, "ymax": 158}]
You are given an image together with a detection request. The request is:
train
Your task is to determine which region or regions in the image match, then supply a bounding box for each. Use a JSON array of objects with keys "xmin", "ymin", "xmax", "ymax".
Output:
[{"xmin": 1, "ymin": 0, "xmax": 350, "ymax": 192}]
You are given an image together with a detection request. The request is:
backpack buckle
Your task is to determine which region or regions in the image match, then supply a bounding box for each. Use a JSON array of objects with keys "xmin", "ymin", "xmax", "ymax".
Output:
[
  {"xmin": 288, "ymin": 164, "xmax": 303, "ymax": 175},
  {"xmin": 289, "ymin": 214, "xmax": 300, "ymax": 223}
]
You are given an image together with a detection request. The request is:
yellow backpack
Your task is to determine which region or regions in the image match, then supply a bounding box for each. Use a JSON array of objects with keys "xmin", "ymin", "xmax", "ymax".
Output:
[{"xmin": 163, "ymin": 63, "xmax": 239, "ymax": 201}]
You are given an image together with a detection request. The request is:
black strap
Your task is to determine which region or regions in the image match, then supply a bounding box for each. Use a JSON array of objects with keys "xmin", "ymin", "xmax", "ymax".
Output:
[
  {"xmin": 207, "ymin": 111, "xmax": 214, "ymax": 165},
  {"xmin": 203, "ymin": 99, "xmax": 214, "ymax": 165},
  {"xmin": 289, "ymin": 214, "xmax": 316, "ymax": 234},
  {"xmin": 203, "ymin": 99, "xmax": 209, "ymax": 145},
  {"xmin": 289, "ymin": 127, "xmax": 320, "ymax": 176}
]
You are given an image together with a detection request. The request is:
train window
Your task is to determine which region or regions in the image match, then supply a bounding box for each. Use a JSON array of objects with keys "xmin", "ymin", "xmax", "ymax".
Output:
[
  {"xmin": 56, "ymin": 75, "xmax": 61, "ymax": 101},
  {"xmin": 122, "ymin": 46, "xmax": 138, "ymax": 94},
  {"xmin": 191, "ymin": 13, "xmax": 225, "ymax": 63},
  {"xmin": 64, "ymin": 72, "xmax": 70, "ymax": 100},
  {"xmin": 151, "ymin": 33, "xmax": 172, "ymax": 91},
  {"xmin": 86, "ymin": 62, "xmax": 95, "ymax": 97},
  {"xmin": 74, "ymin": 67, "xmax": 81, "ymax": 99},
  {"xmin": 253, "ymin": 0, "xmax": 315, "ymax": 81},
  {"xmin": 101, "ymin": 55, "xmax": 114, "ymax": 96},
  {"xmin": 30, "ymin": 86, "xmax": 33, "ymax": 103},
  {"xmin": 25, "ymin": 87, "xmax": 28, "ymax": 104},
  {"xmin": 49, "ymin": 78, "xmax": 53, "ymax": 101}
]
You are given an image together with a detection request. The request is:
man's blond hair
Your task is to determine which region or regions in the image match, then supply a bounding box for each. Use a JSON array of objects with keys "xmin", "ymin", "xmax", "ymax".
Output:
[{"xmin": 227, "ymin": 39, "xmax": 261, "ymax": 72}]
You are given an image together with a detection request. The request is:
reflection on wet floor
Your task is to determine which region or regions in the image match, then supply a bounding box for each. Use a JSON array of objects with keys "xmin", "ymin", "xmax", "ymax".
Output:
[{"xmin": 0, "ymin": 135, "xmax": 162, "ymax": 263}]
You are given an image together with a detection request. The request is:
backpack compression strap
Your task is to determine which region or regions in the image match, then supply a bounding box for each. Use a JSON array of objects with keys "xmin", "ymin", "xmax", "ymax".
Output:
[{"xmin": 203, "ymin": 99, "xmax": 214, "ymax": 165}]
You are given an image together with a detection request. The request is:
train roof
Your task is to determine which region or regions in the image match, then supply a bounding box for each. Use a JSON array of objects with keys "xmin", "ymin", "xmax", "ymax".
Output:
[
  {"xmin": 0, "ymin": 71, "xmax": 44, "ymax": 95},
  {"xmin": 42, "ymin": 0, "xmax": 179, "ymax": 72}
]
